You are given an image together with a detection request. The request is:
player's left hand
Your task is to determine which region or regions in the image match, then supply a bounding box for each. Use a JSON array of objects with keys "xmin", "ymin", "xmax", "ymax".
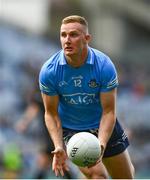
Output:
[{"xmin": 87, "ymin": 144, "xmax": 105, "ymax": 168}]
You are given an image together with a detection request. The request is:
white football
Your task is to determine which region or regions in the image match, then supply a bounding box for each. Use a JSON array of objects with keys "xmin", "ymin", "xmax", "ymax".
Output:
[{"xmin": 66, "ymin": 132, "xmax": 101, "ymax": 167}]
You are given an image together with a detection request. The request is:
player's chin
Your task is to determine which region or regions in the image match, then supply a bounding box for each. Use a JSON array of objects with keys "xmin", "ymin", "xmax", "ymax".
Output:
[
  {"xmin": 64, "ymin": 48, "xmax": 75, "ymax": 54},
  {"xmin": 64, "ymin": 51, "xmax": 74, "ymax": 56}
]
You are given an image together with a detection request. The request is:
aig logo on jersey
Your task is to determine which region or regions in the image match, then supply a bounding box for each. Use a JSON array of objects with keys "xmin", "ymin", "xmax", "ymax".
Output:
[{"xmin": 88, "ymin": 79, "xmax": 99, "ymax": 88}]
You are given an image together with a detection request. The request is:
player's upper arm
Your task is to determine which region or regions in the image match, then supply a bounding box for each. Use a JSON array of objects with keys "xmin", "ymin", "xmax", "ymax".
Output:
[
  {"xmin": 39, "ymin": 63, "xmax": 57, "ymax": 96},
  {"xmin": 100, "ymin": 57, "xmax": 118, "ymax": 92},
  {"xmin": 100, "ymin": 88, "xmax": 117, "ymax": 114}
]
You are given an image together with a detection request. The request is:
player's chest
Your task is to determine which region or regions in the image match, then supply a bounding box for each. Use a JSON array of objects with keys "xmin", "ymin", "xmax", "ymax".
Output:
[{"xmin": 56, "ymin": 66, "xmax": 100, "ymax": 94}]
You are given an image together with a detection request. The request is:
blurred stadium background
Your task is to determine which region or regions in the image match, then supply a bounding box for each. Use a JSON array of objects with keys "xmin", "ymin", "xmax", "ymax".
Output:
[{"xmin": 0, "ymin": 0, "xmax": 150, "ymax": 178}]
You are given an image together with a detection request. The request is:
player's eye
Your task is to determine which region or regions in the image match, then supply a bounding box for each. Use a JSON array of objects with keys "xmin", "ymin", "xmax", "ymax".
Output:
[
  {"xmin": 70, "ymin": 32, "xmax": 79, "ymax": 37},
  {"xmin": 61, "ymin": 32, "xmax": 67, "ymax": 37}
]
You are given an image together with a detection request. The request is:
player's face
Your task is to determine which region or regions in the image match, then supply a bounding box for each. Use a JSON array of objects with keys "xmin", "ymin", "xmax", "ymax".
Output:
[{"xmin": 60, "ymin": 22, "xmax": 90, "ymax": 57}]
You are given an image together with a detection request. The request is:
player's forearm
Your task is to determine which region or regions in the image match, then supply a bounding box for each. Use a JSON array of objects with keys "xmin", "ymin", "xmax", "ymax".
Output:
[
  {"xmin": 45, "ymin": 113, "xmax": 63, "ymax": 149},
  {"xmin": 98, "ymin": 112, "xmax": 116, "ymax": 149}
]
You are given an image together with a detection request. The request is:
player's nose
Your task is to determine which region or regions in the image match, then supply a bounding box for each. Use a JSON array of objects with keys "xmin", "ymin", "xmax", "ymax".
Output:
[{"xmin": 65, "ymin": 35, "xmax": 71, "ymax": 43}]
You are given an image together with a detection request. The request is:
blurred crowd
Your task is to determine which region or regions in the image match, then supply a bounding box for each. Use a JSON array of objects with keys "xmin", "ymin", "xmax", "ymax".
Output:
[{"xmin": 0, "ymin": 24, "xmax": 150, "ymax": 179}]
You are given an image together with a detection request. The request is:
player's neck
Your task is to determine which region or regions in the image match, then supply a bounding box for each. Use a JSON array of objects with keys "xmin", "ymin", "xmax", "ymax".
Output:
[{"xmin": 65, "ymin": 47, "xmax": 88, "ymax": 68}]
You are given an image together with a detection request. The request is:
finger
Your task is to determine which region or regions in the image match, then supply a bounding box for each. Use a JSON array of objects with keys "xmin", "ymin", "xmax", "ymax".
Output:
[
  {"xmin": 59, "ymin": 167, "xmax": 64, "ymax": 177},
  {"xmin": 63, "ymin": 163, "xmax": 69, "ymax": 171},
  {"xmin": 52, "ymin": 163, "xmax": 55, "ymax": 172},
  {"xmin": 52, "ymin": 163, "xmax": 58, "ymax": 176},
  {"xmin": 65, "ymin": 166, "xmax": 69, "ymax": 172},
  {"xmin": 54, "ymin": 169, "xmax": 59, "ymax": 177},
  {"xmin": 55, "ymin": 165, "xmax": 64, "ymax": 177},
  {"xmin": 52, "ymin": 160, "xmax": 58, "ymax": 172}
]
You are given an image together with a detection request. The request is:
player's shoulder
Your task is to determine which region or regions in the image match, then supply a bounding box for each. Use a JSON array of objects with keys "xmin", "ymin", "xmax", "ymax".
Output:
[
  {"xmin": 40, "ymin": 50, "xmax": 62, "ymax": 73},
  {"xmin": 90, "ymin": 47, "xmax": 114, "ymax": 68},
  {"xmin": 39, "ymin": 50, "xmax": 63, "ymax": 82}
]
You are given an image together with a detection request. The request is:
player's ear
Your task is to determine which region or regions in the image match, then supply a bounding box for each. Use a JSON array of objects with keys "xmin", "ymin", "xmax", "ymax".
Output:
[{"xmin": 85, "ymin": 34, "xmax": 91, "ymax": 43}]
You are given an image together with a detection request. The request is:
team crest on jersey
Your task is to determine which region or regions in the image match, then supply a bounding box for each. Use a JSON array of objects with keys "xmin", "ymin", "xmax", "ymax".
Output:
[
  {"xmin": 88, "ymin": 79, "xmax": 99, "ymax": 88},
  {"xmin": 59, "ymin": 81, "xmax": 68, "ymax": 87}
]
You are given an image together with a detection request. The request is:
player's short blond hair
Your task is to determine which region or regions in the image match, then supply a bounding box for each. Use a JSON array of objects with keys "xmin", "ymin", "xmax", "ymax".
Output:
[
  {"xmin": 62, "ymin": 15, "xmax": 88, "ymax": 26},
  {"xmin": 61, "ymin": 15, "xmax": 89, "ymax": 33}
]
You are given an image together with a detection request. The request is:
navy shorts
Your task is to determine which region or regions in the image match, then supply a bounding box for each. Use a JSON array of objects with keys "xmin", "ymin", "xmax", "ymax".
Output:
[{"xmin": 63, "ymin": 119, "xmax": 129, "ymax": 158}]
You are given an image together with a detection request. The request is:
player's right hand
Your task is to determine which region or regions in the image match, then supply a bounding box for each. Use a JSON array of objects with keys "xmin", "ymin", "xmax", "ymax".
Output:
[{"xmin": 51, "ymin": 147, "xmax": 69, "ymax": 176}]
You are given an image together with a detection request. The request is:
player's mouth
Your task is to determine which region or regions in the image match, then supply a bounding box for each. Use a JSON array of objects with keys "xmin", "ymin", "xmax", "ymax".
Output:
[{"xmin": 64, "ymin": 47, "xmax": 73, "ymax": 51}]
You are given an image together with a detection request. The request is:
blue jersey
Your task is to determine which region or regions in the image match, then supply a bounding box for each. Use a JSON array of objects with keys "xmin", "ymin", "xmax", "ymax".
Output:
[{"xmin": 39, "ymin": 47, "xmax": 118, "ymax": 130}]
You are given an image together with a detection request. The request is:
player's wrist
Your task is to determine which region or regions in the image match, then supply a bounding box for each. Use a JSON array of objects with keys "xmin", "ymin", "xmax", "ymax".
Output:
[
  {"xmin": 53, "ymin": 139, "xmax": 64, "ymax": 149},
  {"xmin": 54, "ymin": 143, "xmax": 65, "ymax": 151},
  {"xmin": 52, "ymin": 146, "xmax": 65, "ymax": 155}
]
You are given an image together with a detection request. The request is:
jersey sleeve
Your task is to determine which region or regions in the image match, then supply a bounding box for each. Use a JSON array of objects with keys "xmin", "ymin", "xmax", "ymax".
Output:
[
  {"xmin": 39, "ymin": 64, "xmax": 58, "ymax": 96},
  {"xmin": 100, "ymin": 57, "xmax": 119, "ymax": 92}
]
